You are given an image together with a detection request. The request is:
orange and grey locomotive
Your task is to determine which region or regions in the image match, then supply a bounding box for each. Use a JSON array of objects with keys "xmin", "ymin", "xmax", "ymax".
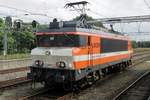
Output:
[{"xmin": 27, "ymin": 17, "xmax": 133, "ymax": 89}]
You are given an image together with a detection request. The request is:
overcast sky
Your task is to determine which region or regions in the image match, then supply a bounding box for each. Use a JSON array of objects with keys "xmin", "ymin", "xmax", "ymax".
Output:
[
  {"xmin": 0, "ymin": 0, "xmax": 150, "ymax": 41},
  {"xmin": 1, "ymin": 0, "xmax": 150, "ymax": 20}
]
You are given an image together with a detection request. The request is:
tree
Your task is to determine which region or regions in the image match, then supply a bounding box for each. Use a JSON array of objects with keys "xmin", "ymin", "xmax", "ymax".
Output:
[
  {"xmin": 0, "ymin": 18, "xmax": 3, "ymax": 27},
  {"xmin": 0, "ymin": 18, "xmax": 36, "ymax": 54},
  {"xmin": 12, "ymin": 27, "xmax": 35, "ymax": 53},
  {"xmin": 132, "ymin": 41, "xmax": 138, "ymax": 48}
]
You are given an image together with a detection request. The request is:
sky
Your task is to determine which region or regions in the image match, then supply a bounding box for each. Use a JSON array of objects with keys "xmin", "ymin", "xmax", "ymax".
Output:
[{"xmin": 0, "ymin": 0, "xmax": 150, "ymax": 41}]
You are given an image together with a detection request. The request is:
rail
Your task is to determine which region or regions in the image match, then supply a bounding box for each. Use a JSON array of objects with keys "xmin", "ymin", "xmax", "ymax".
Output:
[
  {"xmin": 0, "ymin": 77, "xmax": 31, "ymax": 89},
  {"xmin": 112, "ymin": 71, "xmax": 150, "ymax": 100}
]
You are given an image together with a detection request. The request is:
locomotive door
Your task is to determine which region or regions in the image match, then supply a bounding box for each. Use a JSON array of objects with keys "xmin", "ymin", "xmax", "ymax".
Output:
[{"xmin": 88, "ymin": 36, "xmax": 93, "ymax": 67}]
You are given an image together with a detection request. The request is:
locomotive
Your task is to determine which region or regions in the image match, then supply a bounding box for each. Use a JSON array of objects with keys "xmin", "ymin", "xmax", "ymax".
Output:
[{"xmin": 27, "ymin": 1, "xmax": 133, "ymax": 90}]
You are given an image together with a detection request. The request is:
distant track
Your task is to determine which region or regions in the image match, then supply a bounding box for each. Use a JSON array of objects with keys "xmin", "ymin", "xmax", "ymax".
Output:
[
  {"xmin": 0, "ymin": 67, "xmax": 29, "ymax": 74},
  {"xmin": 0, "ymin": 77, "xmax": 31, "ymax": 90},
  {"xmin": 133, "ymin": 51, "xmax": 150, "ymax": 57}
]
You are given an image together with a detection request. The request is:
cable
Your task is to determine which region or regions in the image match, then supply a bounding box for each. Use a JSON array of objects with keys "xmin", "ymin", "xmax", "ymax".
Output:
[
  {"xmin": 88, "ymin": 9, "xmax": 107, "ymax": 18},
  {"xmin": 63, "ymin": 0, "xmax": 70, "ymax": 3},
  {"xmin": 90, "ymin": 1, "xmax": 126, "ymax": 17},
  {"xmin": 92, "ymin": 0, "xmax": 148, "ymax": 16},
  {"xmin": 0, "ymin": 4, "xmax": 62, "ymax": 20},
  {"xmin": 0, "ymin": 4, "xmax": 35, "ymax": 15},
  {"xmin": 144, "ymin": 0, "xmax": 150, "ymax": 9}
]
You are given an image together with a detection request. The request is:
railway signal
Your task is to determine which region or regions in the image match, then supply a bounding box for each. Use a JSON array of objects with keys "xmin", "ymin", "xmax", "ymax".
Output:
[
  {"xmin": 5, "ymin": 16, "xmax": 12, "ymax": 27},
  {"xmin": 16, "ymin": 22, "xmax": 21, "ymax": 29},
  {"xmin": 32, "ymin": 20, "xmax": 37, "ymax": 28}
]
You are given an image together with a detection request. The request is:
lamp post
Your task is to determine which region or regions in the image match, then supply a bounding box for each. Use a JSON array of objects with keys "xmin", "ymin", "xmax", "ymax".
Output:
[{"xmin": 3, "ymin": 27, "xmax": 7, "ymax": 56}]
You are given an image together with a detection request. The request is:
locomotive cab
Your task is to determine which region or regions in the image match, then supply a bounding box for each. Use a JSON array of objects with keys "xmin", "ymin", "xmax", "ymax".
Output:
[
  {"xmin": 27, "ymin": 25, "xmax": 91, "ymax": 86},
  {"xmin": 31, "ymin": 33, "xmax": 87, "ymax": 70}
]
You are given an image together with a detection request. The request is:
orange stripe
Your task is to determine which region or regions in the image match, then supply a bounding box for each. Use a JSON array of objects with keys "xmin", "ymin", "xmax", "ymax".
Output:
[
  {"xmin": 73, "ymin": 36, "xmax": 100, "ymax": 55},
  {"xmin": 73, "ymin": 53, "xmax": 131, "ymax": 70},
  {"xmin": 73, "ymin": 48, "xmax": 88, "ymax": 55},
  {"xmin": 72, "ymin": 47, "xmax": 100, "ymax": 55}
]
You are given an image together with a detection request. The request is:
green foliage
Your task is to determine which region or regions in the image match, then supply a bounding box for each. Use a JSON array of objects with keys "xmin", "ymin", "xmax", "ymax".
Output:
[
  {"xmin": 0, "ymin": 18, "xmax": 36, "ymax": 54},
  {"xmin": 73, "ymin": 15, "xmax": 93, "ymax": 21},
  {"xmin": 132, "ymin": 41, "xmax": 150, "ymax": 48},
  {"xmin": 0, "ymin": 18, "xmax": 3, "ymax": 27},
  {"xmin": 132, "ymin": 41, "xmax": 138, "ymax": 48},
  {"xmin": 12, "ymin": 28, "xmax": 36, "ymax": 53},
  {"xmin": 0, "ymin": 53, "xmax": 30, "ymax": 60},
  {"xmin": 38, "ymin": 24, "xmax": 48, "ymax": 29}
]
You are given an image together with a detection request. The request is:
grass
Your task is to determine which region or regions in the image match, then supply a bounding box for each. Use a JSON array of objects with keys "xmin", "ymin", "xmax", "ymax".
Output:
[
  {"xmin": 0, "ymin": 53, "xmax": 30, "ymax": 60},
  {"xmin": 134, "ymin": 48, "xmax": 150, "ymax": 52}
]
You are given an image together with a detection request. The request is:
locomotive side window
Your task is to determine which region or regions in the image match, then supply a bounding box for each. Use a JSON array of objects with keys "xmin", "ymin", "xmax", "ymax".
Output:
[
  {"xmin": 101, "ymin": 38, "xmax": 128, "ymax": 53},
  {"xmin": 79, "ymin": 35, "xmax": 87, "ymax": 47},
  {"xmin": 37, "ymin": 34, "xmax": 86, "ymax": 47},
  {"xmin": 88, "ymin": 36, "xmax": 90, "ymax": 46}
]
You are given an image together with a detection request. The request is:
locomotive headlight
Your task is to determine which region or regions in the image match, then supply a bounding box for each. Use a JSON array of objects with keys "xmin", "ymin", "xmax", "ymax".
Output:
[
  {"xmin": 35, "ymin": 60, "xmax": 44, "ymax": 67},
  {"xmin": 56, "ymin": 61, "xmax": 66, "ymax": 68}
]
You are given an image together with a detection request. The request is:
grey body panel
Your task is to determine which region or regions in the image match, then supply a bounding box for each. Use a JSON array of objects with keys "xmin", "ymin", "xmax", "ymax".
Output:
[{"xmin": 28, "ymin": 57, "xmax": 131, "ymax": 82}]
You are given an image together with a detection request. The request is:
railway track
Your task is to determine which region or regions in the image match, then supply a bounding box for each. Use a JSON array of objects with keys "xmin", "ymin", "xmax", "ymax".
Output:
[
  {"xmin": 0, "ymin": 77, "xmax": 31, "ymax": 90},
  {"xmin": 1, "ymin": 49, "xmax": 150, "ymax": 100},
  {"xmin": 0, "ymin": 67, "xmax": 29, "ymax": 74},
  {"xmin": 0, "ymin": 67, "xmax": 30, "ymax": 90},
  {"xmin": 17, "ymin": 54, "xmax": 150, "ymax": 100},
  {"xmin": 132, "ymin": 54, "xmax": 150, "ymax": 67},
  {"xmin": 133, "ymin": 51, "xmax": 150, "ymax": 57},
  {"xmin": 112, "ymin": 71, "xmax": 150, "ymax": 100},
  {"xmin": 19, "ymin": 88, "xmax": 73, "ymax": 100},
  {"xmin": 133, "ymin": 53, "xmax": 150, "ymax": 61}
]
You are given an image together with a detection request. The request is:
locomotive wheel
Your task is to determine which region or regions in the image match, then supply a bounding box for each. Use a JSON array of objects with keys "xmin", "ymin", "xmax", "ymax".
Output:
[
  {"xmin": 107, "ymin": 66, "xmax": 113, "ymax": 74},
  {"xmin": 63, "ymin": 82, "xmax": 72, "ymax": 91},
  {"xmin": 101, "ymin": 68, "xmax": 107, "ymax": 77},
  {"xmin": 44, "ymin": 81, "xmax": 54, "ymax": 89}
]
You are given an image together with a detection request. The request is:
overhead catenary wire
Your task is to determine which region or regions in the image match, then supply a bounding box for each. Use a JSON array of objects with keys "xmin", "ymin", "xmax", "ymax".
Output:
[
  {"xmin": 0, "ymin": 4, "xmax": 43, "ymax": 16},
  {"xmin": 0, "ymin": 4, "xmax": 63, "ymax": 20},
  {"xmin": 63, "ymin": 0, "xmax": 70, "ymax": 3},
  {"xmin": 92, "ymin": 0, "xmax": 149, "ymax": 16},
  {"xmin": 144, "ymin": 0, "xmax": 150, "ymax": 9},
  {"xmin": 89, "ymin": 1, "xmax": 128, "ymax": 17},
  {"xmin": 88, "ymin": 9, "xmax": 107, "ymax": 18}
]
